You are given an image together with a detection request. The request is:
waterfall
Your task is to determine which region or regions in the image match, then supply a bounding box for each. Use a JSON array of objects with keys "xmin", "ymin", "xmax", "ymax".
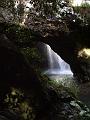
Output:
[{"xmin": 44, "ymin": 44, "xmax": 73, "ymax": 75}]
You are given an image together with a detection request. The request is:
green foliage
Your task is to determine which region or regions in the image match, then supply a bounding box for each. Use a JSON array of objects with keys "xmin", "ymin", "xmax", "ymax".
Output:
[
  {"xmin": 0, "ymin": 0, "xmax": 25, "ymax": 23},
  {"xmin": 73, "ymin": 3, "xmax": 90, "ymax": 24},
  {"xmin": 0, "ymin": 0, "xmax": 72, "ymax": 23},
  {"xmin": 29, "ymin": 0, "xmax": 72, "ymax": 19},
  {"xmin": 15, "ymin": 2, "xmax": 25, "ymax": 23},
  {"xmin": 4, "ymin": 87, "xmax": 35, "ymax": 120},
  {"xmin": 81, "ymin": 2, "xmax": 90, "ymax": 8},
  {"xmin": 31, "ymin": 0, "xmax": 58, "ymax": 18},
  {"xmin": 0, "ymin": 0, "xmax": 15, "ymax": 12}
]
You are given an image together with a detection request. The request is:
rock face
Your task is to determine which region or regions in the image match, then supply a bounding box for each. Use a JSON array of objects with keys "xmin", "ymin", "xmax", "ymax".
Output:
[
  {"xmin": 38, "ymin": 24, "xmax": 90, "ymax": 83},
  {"xmin": 0, "ymin": 33, "xmax": 43, "ymax": 103}
]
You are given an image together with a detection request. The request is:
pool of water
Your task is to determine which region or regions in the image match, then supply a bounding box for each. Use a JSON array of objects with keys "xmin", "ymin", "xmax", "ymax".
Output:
[{"xmin": 43, "ymin": 69, "xmax": 73, "ymax": 75}]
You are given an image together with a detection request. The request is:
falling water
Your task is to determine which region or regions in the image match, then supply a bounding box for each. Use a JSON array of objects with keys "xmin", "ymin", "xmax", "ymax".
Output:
[{"xmin": 44, "ymin": 44, "xmax": 73, "ymax": 76}]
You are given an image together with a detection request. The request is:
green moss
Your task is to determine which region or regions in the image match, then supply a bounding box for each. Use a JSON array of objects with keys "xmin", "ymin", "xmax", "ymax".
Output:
[
  {"xmin": 20, "ymin": 47, "xmax": 44, "ymax": 72},
  {"xmin": 0, "ymin": 22, "xmax": 38, "ymax": 46}
]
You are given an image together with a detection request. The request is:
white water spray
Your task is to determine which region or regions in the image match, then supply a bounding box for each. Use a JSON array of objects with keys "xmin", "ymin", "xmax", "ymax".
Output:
[{"xmin": 44, "ymin": 44, "xmax": 73, "ymax": 75}]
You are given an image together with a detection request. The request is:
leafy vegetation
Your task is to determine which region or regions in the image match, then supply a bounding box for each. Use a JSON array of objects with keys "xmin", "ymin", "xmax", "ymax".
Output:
[
  {"xmin": 4, "ymin": 87, "xmax": 35, "ymax": 120},
  {"xmin": 73, "ymin": 2, "xmax": 90, "ymax": 24}
]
